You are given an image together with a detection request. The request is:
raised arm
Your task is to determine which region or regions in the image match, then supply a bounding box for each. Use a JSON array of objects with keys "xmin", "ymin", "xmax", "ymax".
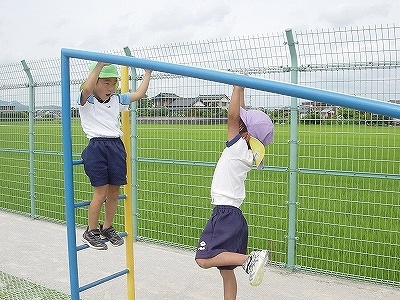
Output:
[
  {"xmin": 239, "ymin": 86, "xmax": 245, "ymax": 108},
  {"xmin": 227, "ymin": 86, "xmax": 244, "ymax": 141},
  {"xmin": 129, "ymin": 70, "xmax": 153, "ymax": 102},
  {"xmin": 80, "ymin": 62, "xmax": 107, "ymax": 105}
]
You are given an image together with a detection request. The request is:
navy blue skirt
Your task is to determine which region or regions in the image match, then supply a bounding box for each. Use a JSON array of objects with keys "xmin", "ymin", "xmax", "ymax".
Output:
[{"xmin": 195, "ymin": 205, "xmax": 248, "ymax": 270}]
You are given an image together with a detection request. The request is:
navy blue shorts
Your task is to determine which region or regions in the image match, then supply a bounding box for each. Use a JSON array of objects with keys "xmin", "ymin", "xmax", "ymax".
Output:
[
  {"xmin": 195, "ymin": 205, "xmax": 248, "ymax": 270},
  {"xmin": 81, "ymin": 137, "xmax": 127, "ymax": 187}
]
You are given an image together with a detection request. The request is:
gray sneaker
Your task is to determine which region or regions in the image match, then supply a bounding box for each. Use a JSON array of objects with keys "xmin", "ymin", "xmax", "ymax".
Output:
[
  {"xmin": 242, "ymin": 250, "xmax": 268, "ymax": 286},
  {"xmin": 99, "ymin": 224, "xmax": 124, "ymax": 247},
  {"xmin": 82, "ymin": 228, "xmax": 108, "ymax": 250}
]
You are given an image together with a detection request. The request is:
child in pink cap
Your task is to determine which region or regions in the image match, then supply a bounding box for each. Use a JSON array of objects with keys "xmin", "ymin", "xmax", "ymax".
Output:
[{"xmin": 195, "ymin": 86, "xmax": 274, "ymax": 299}]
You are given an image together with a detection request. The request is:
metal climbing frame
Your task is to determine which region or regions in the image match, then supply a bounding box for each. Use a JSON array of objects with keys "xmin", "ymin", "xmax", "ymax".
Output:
[
  {"xmin": 62, "ymin": 59, "xmax": 137, "ymax": 299},
  {"xmin": 61, "ymin": 45, "xmax": 400, "ymax": 299}
]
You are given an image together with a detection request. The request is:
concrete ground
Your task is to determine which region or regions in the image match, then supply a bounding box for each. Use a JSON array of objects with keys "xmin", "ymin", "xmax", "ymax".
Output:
[{"xmin": 1, "ymin": 209, "xmax": 399, "ymax": 300}]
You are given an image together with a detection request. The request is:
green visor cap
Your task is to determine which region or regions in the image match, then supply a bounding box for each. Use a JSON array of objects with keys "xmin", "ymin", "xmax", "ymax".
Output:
[{"xmin": 89, "ymin": 62, "xmax": 119, "ymax": 78}]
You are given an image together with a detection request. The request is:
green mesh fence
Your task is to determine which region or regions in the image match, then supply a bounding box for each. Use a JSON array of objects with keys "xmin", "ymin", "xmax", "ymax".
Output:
[
  {"xmin": 0, "ymin": 24, "xmax": 399, "ymax": 297},
  {"xmin": 0, "ymin": 271, "xmax": 74, "ymax": 300}
]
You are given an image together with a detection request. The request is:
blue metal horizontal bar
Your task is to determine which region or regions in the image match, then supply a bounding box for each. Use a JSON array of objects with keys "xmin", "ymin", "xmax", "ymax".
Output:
[
  {"xmin": 72, "ymin": 160, "xmax": 83, "ymax": 165},
  {"xmin": 74, "ymin": 200, "xmax": 91, "ymax": 208},
  {"xmin": 76, "ymin": 241, "xmax": 104, "ymax": 252},
  {"xmin": 79, "ymin": 269, "xmax": 129, "ymax": 292},
  {"xmin": 61, "ymin": 48, "xmax": 400, "ymax": 119}
]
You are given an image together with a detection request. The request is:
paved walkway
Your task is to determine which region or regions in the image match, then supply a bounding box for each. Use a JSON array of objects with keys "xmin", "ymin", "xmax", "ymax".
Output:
[{"xmin": 1, "ymin": 210, "xmax": 399, "ymax": 300}]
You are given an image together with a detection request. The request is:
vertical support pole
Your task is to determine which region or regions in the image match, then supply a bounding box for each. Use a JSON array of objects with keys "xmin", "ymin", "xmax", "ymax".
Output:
[
  {"xmin": 21, "ymin": 60, "xmax": 36, "ymax": 219},
  {"xmin": 123, "ymin": 46, "xmax": 138, "ymax": 240},
  {"xmin": 60, "ymin": 52, "xmax": 80, "ymax": 300},
  {"xmin": 121, "ymin": 66, "xmax": 135, "ymax": 300},
  {"xmin": 130, "ymin": 71, "xmax": 138, "ymax": 240},
  {"xmin": 285, "ymin": 29, "xmax": 299, "ymax": 270}
]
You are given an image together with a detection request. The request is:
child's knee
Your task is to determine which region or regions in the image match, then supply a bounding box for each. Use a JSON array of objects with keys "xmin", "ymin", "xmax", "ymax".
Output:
[{"xmin": 195, "ymin": 258, "xmax": 209, "ymax": 269}]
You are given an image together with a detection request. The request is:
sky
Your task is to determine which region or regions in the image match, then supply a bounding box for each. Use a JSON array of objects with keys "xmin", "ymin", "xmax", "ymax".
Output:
[{"xmin": 1, "ymin": 0, "xmax": 398, "ymax": 65}]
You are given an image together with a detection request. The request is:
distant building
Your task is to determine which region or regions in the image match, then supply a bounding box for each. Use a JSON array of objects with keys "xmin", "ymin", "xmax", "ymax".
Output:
[
  {"xmin": 196, "ymin": 94, "xmax": 229, "ymax": 108},
  {"xmin": 0, "ymin": 105, "xmax": 15, "ymax": 111},
  {"xmin": 320, "ymin": 107, "xmax": 336, "ymax": 119},
  {"xmin": 35, "ymin": 110, "xmax": 61, "ymax": 119},
  {"xmin": 152, "ymin": 93, "xmax": 180, "ymax": 107},
  {"xmin": 298, "ymin": 101, "xmax": 337, "ymax": 119},
  {"xmin": 151, "ymin": 93, "xmax": 229, "ymax": 110},
  {"xmin": 167, "ymin": 97, "xmax": 203, "ymax": 109}
]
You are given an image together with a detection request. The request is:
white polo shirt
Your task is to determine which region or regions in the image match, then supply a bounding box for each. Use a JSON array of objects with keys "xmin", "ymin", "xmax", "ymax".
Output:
[
  {"xmin": 78, "ymin": 93, "xmax": 130, "ymax": 139},
  {"xmin": 211, "ymin": 134, "xmax": 253, "ymax": 208}
]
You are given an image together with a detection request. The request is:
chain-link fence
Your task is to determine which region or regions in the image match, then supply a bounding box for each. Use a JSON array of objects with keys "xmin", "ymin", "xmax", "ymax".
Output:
[
  {"xmin": 1, "ymin": 25, "xmax": 399, "ymax": 288},
  {"xmin": 0, "ymin": 271, "xmax": 71, "ymax": 300}
]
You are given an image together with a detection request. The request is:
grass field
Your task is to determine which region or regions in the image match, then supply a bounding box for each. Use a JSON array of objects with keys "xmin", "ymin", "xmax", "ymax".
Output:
[{"xmin": 0, "ymin": 120, "xmax": 399, "ymax": 285}]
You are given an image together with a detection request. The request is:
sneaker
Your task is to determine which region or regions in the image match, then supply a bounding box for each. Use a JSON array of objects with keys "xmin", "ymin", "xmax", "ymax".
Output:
[
  {"xmin": 242, "ymin": 250, "xmax": 268, "ymax": 286},
  {"xmin": 99, "ymin": 224, "xmax": 124, "ymax": 247},
  {"xmin": 82, "ymin": 228, "xmax": 108, "ymax": 250}
]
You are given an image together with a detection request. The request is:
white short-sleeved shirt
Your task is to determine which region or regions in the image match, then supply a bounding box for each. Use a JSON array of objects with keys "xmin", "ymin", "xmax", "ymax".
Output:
[
  {"xmin": 78, "ymin": 93, "xmax": 131, "ymax": 139},
  {"xmin": 211, "ymin": 134, "xmax": 253, "ymax": 208}
]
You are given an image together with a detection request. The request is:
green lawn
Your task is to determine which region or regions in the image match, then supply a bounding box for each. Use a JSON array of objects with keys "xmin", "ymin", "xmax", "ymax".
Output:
[{"xmin": 0, "ymin": 120, "xmax": 399, "ymax": 285}]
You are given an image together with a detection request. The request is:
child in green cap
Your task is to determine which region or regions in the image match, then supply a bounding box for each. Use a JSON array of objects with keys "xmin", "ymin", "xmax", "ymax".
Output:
[{"xmin": 79, "ymin": 62, "xmax": 152, "ymax": 250}]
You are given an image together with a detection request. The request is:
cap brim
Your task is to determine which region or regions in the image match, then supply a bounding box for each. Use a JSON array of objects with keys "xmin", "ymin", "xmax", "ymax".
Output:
[
  {"xmin": 249, "ymin": 136, "xmax": 265, "ymax": 169},
  {"xmin": 80, "ymin": 81, "xmax": 119, "ymax": 91}
]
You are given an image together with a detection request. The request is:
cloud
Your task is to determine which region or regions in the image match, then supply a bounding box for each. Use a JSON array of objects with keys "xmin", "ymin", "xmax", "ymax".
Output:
[
  {"xmin": 319, "ymin": 2, "xmax": 391, "ymax": 27},
  {"xmin": 143, "ymin": 2, "xmax": 232, "ymax": 42},
  {"xmin": 0, "ymin": 0, "xmax": 398, "ymax": 65}
]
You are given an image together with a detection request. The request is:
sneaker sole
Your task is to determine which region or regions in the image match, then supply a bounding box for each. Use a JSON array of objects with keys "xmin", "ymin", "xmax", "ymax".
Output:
[
  {"xmin": 250, "ymin": 251, "xmax": 268, "ymax": 286},
  {"xmin": 100, "ymin": 234, "xmax": 124, "ymax": 247},
  {"xmin": 111, "ymin": 240, "xmax": 124, "ymax": 247},
  {"xmin": 81, "ymin": 237, "xmax": 108, "ymax": 250}
]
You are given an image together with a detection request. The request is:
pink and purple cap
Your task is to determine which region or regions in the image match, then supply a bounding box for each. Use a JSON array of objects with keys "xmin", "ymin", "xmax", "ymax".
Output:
[{"xmin": 240, "ymin": 107, "xmax": 274, "ymax": 169}]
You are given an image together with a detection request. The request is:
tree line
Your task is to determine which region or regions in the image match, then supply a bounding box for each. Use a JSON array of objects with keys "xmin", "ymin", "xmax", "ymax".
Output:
[{"xmin": 1, "ymin": 106, "xmax": 393, "ymax": 126}]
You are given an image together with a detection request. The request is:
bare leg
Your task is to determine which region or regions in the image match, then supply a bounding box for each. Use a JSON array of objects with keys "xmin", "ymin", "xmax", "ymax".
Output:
[
  {"xmin": 103, "ymin": 184, "xmax": 120, "ymax": 228},
  {"xmin": 196, "ymin": 252, "xmax": 248, "ymax": 269},
  {"xmin": 88, "ymin": 185, "xmax": 108, "ymax": 230},
  {"xmin": 220, "ymin": 269, "xmax": 237, "ymax": 300}
]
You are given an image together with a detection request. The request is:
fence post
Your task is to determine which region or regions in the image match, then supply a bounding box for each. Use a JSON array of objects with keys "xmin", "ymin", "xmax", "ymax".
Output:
[
  {"xmin": 21, "ymin": 60, "xmax": 36, "ymax": 219},
  {"xmin": 285, "ymin": 29, "xmax": 299, "ymax": 270}
]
